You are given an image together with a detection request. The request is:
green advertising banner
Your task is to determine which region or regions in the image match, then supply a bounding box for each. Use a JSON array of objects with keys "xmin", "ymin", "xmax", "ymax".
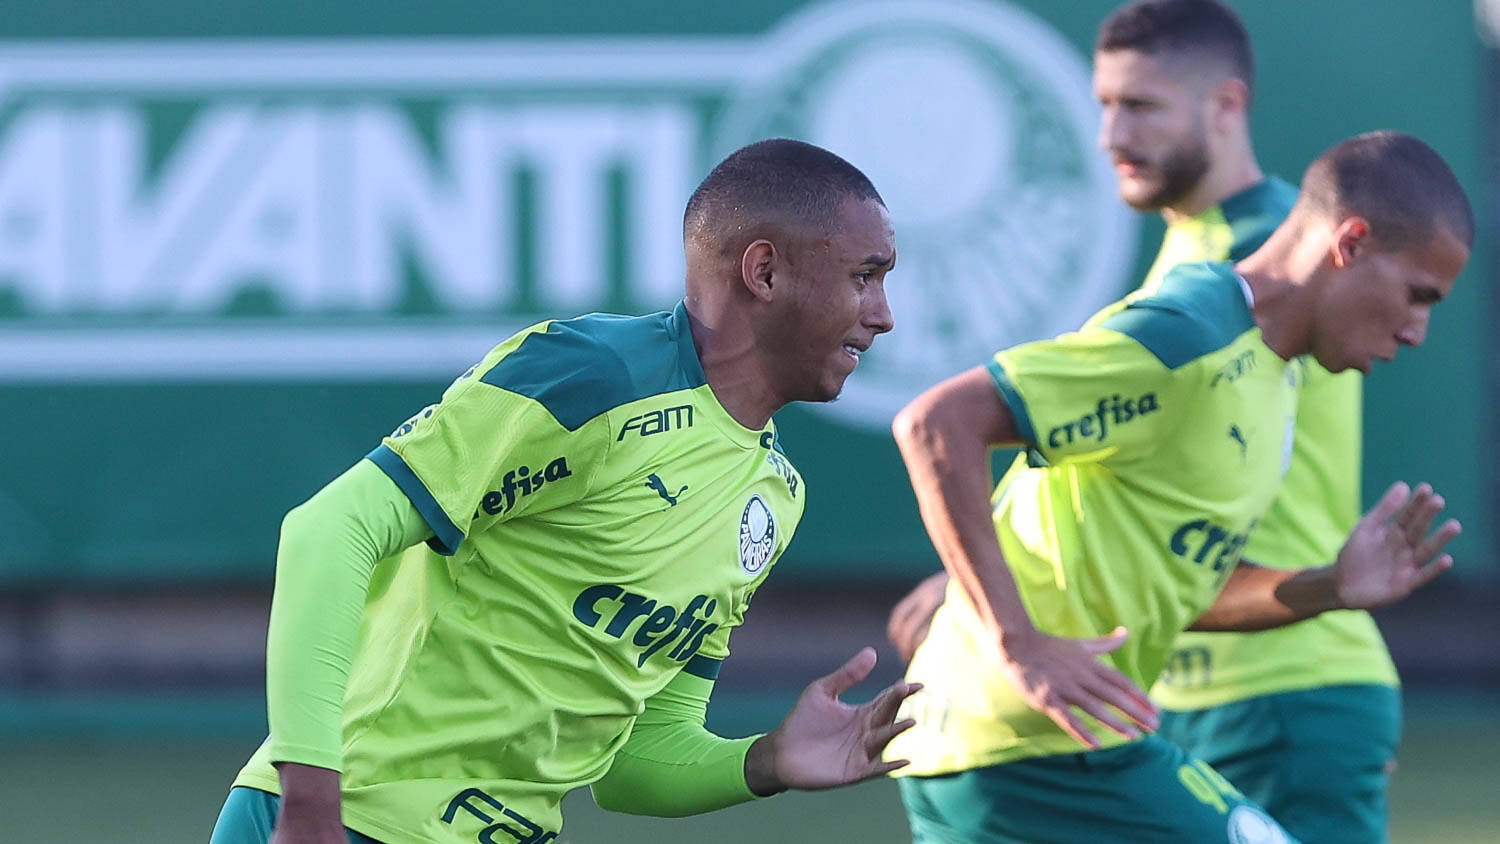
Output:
[{"xmin": 2, "ymin": 0, "xmax": 1491, "ymax": 583}]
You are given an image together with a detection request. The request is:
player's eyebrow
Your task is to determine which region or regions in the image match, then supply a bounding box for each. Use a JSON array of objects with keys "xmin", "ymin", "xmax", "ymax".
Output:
[{"xmin": 858, "ymin": 253, "xmax": 895, "ymax": 269}]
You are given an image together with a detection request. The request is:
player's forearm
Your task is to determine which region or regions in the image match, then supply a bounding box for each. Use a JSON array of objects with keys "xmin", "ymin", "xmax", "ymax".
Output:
[
  {"xmin": 590, "ymin": 672, "xmax": 762, "ymax": 816},
  {"xmin": 592, "ymin": 727, "xmax": 761, "ymax": 816},
  {"xmin": 1188, "ymin": 561, "xmax": 1343, "ymax": 631},
  {"xmin": 274, "ymin": 762, "xmax": 342, "ymax": 814},
  {"xmin": 892, "ymin": 375, "xmax": 1034, "ymax": 640},
  {"xmin": 266, "ymin": 460, "xmax": 430, "ymax": 769}
]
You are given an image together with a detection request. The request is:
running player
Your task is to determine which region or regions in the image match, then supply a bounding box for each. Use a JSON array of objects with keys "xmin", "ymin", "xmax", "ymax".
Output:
[
  {"xmin": 889, "ymin": 3, "xmax": 1406, "ymax": 839},
  {"xmin": 210, "ymin": 138, "xmax": 917, "ymax": 844},
  {"xmin": 884, "ymin": 130, "xmax": 1471, "ymax": 842}
]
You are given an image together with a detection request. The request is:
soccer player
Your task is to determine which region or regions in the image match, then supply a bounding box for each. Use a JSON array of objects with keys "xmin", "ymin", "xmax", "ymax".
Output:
[
  {"xmin": 882, "ymin": 130, "xmax": 1471, "ymax": 842},
  {"xmin": 888, "ymin": 3, "xmax": 1409, "ymax": 840},
  {"xmin": 209, "ymin": 138, "xmax": 919, "ymax": 844}
]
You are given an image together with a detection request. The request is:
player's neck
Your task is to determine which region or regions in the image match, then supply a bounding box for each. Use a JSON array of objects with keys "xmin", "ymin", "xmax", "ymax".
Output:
[
  {"xmin": 1236, "ymin": 224, "xmax": 1316, "ymax": 361},
  {"xmin": 681, "ymin": 297, "xmax": 781, "ymax": 430},
  {"xmin": 1161, "ymin": 148, "xmax": 1264, "ymax": 225}
]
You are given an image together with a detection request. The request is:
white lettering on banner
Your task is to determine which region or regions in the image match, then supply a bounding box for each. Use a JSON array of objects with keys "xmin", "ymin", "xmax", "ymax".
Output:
[
  {"xmin": 0, "ymin": 103, "xmax": 693, "ymax": 315},
  {"xmin": 0, "ymin": 0, "xmax": 1136, "ymax": 433}
]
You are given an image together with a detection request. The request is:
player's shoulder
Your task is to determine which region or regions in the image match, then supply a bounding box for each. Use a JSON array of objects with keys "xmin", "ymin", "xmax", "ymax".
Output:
[
  {"xmin": 1098, "ymin": 262, "xmax": 1254, "ymax": 370},
  {"xmin": 477, "ymin": 301, "xmax": 707, "ymax": 431},
  {"xmin": 1222, "ymin": 176, "xmax": 1298, "ymax": 260}
]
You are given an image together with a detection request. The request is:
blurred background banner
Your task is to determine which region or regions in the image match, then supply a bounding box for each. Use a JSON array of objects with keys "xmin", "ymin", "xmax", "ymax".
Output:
[
  {"xmin": 0, "ymin": 0, "xmax": 1493, "ymax": 584},
  {"xmin": 0, "ymin": 1, "xmax": 1495, "ymax": 840}
]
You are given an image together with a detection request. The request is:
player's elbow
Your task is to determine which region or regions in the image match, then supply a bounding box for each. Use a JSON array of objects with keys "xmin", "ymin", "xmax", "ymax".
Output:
[
  {"xmin": 279, "ymin": 498, "xmax": 317, "ymax": 541},
  {"xmin": 892, "ymin": 397, "xmax": 936, "ymax": 452}
]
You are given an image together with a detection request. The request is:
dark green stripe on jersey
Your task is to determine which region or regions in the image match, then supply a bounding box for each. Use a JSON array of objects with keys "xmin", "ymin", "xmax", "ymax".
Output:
[
  {"xmin": 987, "ymin": 360, "xmax": 1039, "ymax": 447},
  {"xmin": 366, "ymin": 444, "xmax": 464, "ymax": 555},
  {"xmin": 482, "ymin": 301, "xmax": 708, "ymax": 431},
  {"xmin": 1101, "ymin": 263, "xmax": 1254, "ymax": 370},
  {"xmin": 1223, "ymin": 177, "xmax": 1298, "ymax": 260},
  {"xmin": 683, "ymin": 655, "xmax": 723, "ymax": 681}
]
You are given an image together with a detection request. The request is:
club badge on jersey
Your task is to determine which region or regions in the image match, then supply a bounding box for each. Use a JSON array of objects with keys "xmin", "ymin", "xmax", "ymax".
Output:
[{"xmin": 739, "ymin": 494, "xmax": 776, "ymax": 575}]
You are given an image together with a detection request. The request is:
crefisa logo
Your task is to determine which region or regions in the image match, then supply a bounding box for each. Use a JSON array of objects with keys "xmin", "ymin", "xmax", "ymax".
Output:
[
  {"xmin": 0, "ymin": 0, "xmax": 1133, "ymax": 432},
  {"xmin": 738, "ymin": 494, "xmax": 777, "ymax": 575}
]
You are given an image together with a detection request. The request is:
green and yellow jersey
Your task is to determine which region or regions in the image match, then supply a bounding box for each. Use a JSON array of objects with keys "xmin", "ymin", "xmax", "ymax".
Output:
[
  {"xmin": 1142, "ymin": 180, "xmax": 1398, "ymax": 711},
  {"xmin": 889, "ymin": 263, "xmax": 1299, "ymax": 775},
  {"xmin": 234, "ymin": 302, "xmax": 805, "ymax": 843}
]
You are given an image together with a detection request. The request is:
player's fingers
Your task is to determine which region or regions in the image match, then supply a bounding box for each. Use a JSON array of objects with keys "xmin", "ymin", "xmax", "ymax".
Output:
[
  {"xmin": 1077, "ymin": 701, "xmax": 1140, "ymax": 741},
  {"xmin": 1407, "ymin": 554, "xmax": 1454, "ymax": 593},
  {"xmin": 865, "ymin": 681, "xmax": 920, "ymax": 725},
  {"xmin": 1393, "ymin": 482, "xmax": 1432, "ymax": 523},
  {"xmin": 1400, "ymin": 488, "xmax": 1444, "ymax": 546},
  {"xmin": 1048, "ymin": 706, "xmax": 1100, "ymax": 750},
  {"xmin": 863, "ymin": 758, "xmax": 911, "ymax": 779},
  {"xmin": 1088, "ymin": 671, "xmax": 1159, "ymax": 730},
  {"xmin": 1412, "ymin": 518, "xmax": 1461, "ymax": 564},
  {"xmin": 864, "ymin": 717, "xmax": 918, "ymax": 756},
  {"xmin": 816, "ymin": 647, "xmax": 877, "ymax": 698},
  {"xmin": 1366, "ymin": 482, "xmax": 1411, "ymax": 527},
  {"xmin": 1080, "ymin": 626, "xmax": 1130, "ymax": 654}
]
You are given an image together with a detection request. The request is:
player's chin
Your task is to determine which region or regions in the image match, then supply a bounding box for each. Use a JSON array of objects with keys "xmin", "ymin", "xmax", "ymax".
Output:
[
  {"xmin": 1334, "ymin": 357, "xmax": 1371, "ymax": 375},
  {"xmin": 1117, "ymin": 178, "xmax": 1161, "ymax": 209},
  {"xmin": 809, "ymin": 377, "xmax": 848, "ymax": 404},
  {"xmin": 807, "ymin": 368, "xmax": 853, "ymax": 404}
]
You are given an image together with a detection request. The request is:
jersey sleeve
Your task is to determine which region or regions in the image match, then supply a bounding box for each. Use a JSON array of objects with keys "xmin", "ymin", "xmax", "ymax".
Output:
[
  {"xmin": 367, "ymin": 325, "xmax": 612, "ymax": 555},
  {"xmin": 266, "ymin": 458, "xmax": 433, "ymax": 770},
  {"xmin": 589, "ymin": 670, "xmax": 762, "ymax": 816},
  {"xmin": 989, "ymin": 312, "xmax": 1204, "ymax": 466}
]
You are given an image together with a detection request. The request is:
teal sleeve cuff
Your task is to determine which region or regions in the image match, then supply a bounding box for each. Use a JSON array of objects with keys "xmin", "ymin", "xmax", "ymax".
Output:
[
  {"xmin": 986, "ymin": 359, "xmax": 1038, "ymax": 447},
  {"xmin": 366, "ymin": 443, "xmax": 464, "ymax": 555}
]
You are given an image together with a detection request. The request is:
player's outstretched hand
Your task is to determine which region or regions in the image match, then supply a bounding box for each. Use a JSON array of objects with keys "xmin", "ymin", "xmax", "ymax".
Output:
[
  {"xmin": 1334, "ymin": 481, "xmax": 1459, "ymax": 610},
  {"xmin": 997, "ymin": 627, "xmax": 1158, "ymax": 750},
  {"xmin": 887, "ymin": 572, "xmax": 950, "ymax": 663},
  {"xmin": 744, "ymin": 647, "xmax": 921, "ymax": 796}
]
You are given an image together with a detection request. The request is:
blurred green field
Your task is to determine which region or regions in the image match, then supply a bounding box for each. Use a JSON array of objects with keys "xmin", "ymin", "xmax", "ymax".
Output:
[{"xmin": 3, "ymin": 692, "xmax": 1494, "ymax": 843}]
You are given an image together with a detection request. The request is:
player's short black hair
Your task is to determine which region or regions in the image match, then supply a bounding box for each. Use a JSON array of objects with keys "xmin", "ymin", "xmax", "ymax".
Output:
[
  {"xmin": 683, "ymin": 138, "xmax": 884, "ymax": 248},
  {"xmin": 1096, "ymin": 0, "xmax": 1254, "ymax": 100},
  {"xmin": 1298, "ymin": 131, "xmax": 1474, "ymax": 250}
]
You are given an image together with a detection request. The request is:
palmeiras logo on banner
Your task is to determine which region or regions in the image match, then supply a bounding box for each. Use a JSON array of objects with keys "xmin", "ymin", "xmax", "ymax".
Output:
[{"xmin": 0, "ymin": 0, "xmax": 1133, "ymax": 433}]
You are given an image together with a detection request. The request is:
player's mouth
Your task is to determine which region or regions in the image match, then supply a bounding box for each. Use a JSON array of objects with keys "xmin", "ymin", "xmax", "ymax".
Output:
[{"xmin": 842, "ymin": 340, "xmax": 871, "ymax": 366}]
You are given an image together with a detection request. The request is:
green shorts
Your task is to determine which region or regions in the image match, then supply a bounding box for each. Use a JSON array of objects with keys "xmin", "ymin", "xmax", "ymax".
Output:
[
  {"xmin": 898, "ymin": 735, "xmax": 1297, "ymax": 844},
  {"xmin": 209, "ymin": 787, "xmax": 386, "ymax": 844},
  {"xmin": 1156, "ymin": 683, "xmax": 1401, "ymax": 844}
]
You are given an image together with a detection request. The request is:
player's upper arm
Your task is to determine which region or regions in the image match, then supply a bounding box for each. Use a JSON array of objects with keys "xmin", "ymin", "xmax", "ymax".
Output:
[{"xmin": 895, "ymin": 366, "xmax": 1026, "ymax": 451}]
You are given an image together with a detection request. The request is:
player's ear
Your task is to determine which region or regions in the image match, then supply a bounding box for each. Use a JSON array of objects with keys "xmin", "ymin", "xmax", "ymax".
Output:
[
  {"xmin": 1209, "ymin": 77, "xmax": 1249, "ymax": 130},
  {"xmin": 1330, "ymin": 217, "xmax": 1372, "ymax": 268},
  {"xmin": 741, "ymin": 239, "xmax": 777, "ymax": 302}
]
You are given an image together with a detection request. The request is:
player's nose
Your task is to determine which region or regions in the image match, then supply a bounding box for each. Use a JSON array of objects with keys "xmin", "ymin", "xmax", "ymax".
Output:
[
  {"xmin": 1397, "ymin": 308, "xmax": 1430, "ymax": 347},
  {"xmin": 866, "ymin": 283, "xmax": 894, "ymax": 336},
  {"xmin": 1098, "ymin": 107, "xmax": 1131, "ymax": 151}
]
